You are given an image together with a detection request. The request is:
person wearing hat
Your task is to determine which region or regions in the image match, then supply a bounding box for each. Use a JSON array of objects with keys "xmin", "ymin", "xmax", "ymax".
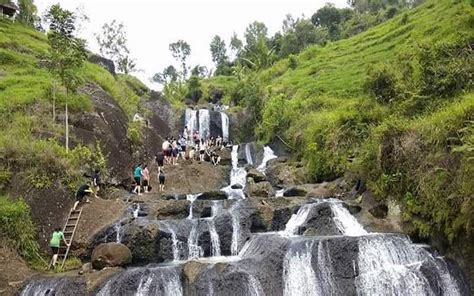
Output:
[{"xmin": 73, "ymin": 184, "xmax": 93, "ymax": 210}]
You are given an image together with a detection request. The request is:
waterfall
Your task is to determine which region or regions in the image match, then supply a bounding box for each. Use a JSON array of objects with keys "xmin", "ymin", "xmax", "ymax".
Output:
[
  {"xmin": 133, "ymin": 203, "xmax": 141, "ymax": 218},
  {"xmin": 276, "ymin": 189, "xmax": 284, "ymax": 197},
  {"xmin": 187, "ymin": 194, "xmax": 199, "ymax": 219},
  {"xmin": 247, "ymin": 274, "xmax": 265, "ymax": 296},
  {"xmin": 198, "ymin": 109, "xmax": 210, "ymax": 140},
  {"xmin": 283, "ymin": 204, "xmax": 315, "ymax": 235},
  {"xmin": 283, "ymin": 240, "xmax": 336, "ymax": 296},
  {"xmin": 97, "ymin": 266, "xmax": 183, "ymax": 296},
  {"xmin": 221, "ymin": 145, "xmax": 246, "ymax": 199},
  {"xmin": 257, "ymin": 146, "xmax": 277, "ymax": 173},
  {"xmin": 207, "ymin": 219, "xmax": 221, "ymax": 257},
  {"xmin": 220, "ymin": 112, "xmax": 229, "ymax": 141},
  {"xmin": 185, "ymin": 109, "xmax": 198, "ymax": 135},
  {"xmin": 245, "ymin": 143, "xmax": 253, "ymax": 165},
  {"xmin": 329, "ymin": 201, "xmax": 367, "ymax": 236},
  {"xmin": 114, "ymin": 222, "xmax": 123, "ymax": 243},
  {"xmin": 231, "ymin": 202, "xmax": 241, "ymax": 256},
  {"xmin": 188, "ymin": 219, "xmax": 203, "ymax": 259},
  {"xmin": 20, "ymin": 277, "xmax": 81, "ymax": 296},
  {"xmin": 161, "ymin": 221, "xmax": 182, "ymax": 261},
  {"xmin": 356, "ymin": 234, "xmax": 461, "ymax": 296},
  {"xmin": 211, "ymin": 201, "xmax": 223, "ymax": 217}
]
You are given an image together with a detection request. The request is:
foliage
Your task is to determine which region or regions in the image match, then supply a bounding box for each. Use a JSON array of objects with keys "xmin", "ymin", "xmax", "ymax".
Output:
[
  {"xmin": 210, "ymin": 35, "xmax": 228, "ymax": 70},
  {"xmin": 0, "ymin": 197, "xmax": 41, "ymax": 261},
  {"xmin": 169, "ymin": 40, "xmax": 191, "ymax": 78},
  {"xmin": 127, "ymin": 121, "xmax": 143, "ymax": 146},
  {"xmin": 17, "ymin": 0, "xmax": 38, "ymax": 27},
  {"xmin": 95, "ymin": 20, "xmax": 136, "ymax": 74},
  {"xmin": 186, "ymin": 75, "xmax": 202, "ymax": 103},
  {"xmin": 365, "ymin": 65, "xmax": 401, "ymax": 104}
]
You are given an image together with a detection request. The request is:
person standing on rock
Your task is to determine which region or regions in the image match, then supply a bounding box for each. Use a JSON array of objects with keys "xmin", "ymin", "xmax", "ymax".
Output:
[
  {"xmin": 158, "ymin": 168, "xmax": 166, "ymax": 192},
  {"xmin": 199, "ymin": 139, "xmax": 207, "ymax": 162},
  {"xmin": 92, "ymin": 169, "xmax": 101, "ymax": 199},
  {"xmin": 171, "ymin": 137, "xmax": 179, "ymax": 165},
  {"xmin": 162, "ymin": 138, "xmax": 171, "ymax": 165},
  {"xmin": 142, "ymin": 164, "xmax": 150, "ymax": 193},
  {"xmin": 49, "ymin": 227, "xmax": 69, "ymax": 268},
  {"xmin": 178, "ymin": 134, "xmax": 187, "ymax": 160},
  {"xmin": 133, "ymin": 164, "xmax": 143, "ymax": 195},
  {"xmin": 73, "ymin": 184, "xmax": 93, "ymax": 210},
  {"xmin": 193, "ymin": 131, "xmax": 200, "ymax": 150},
  {"xmin": 156, "ymin": 151, "xmax": 164, "ymax": 172}
]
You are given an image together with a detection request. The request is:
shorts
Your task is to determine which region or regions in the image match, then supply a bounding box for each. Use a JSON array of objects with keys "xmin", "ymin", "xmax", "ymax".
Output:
[
  {"xmin": 200, "ymin": 150, "xmax": 205, "ymax": 155},
  {"xmin": 134, "ymin": 176, "xmax": 141, "ymax": 185},
  {"xmin": 180, "ymin": 145, "xmax": 186, "ymax": 152},
  {"xmin": 157, "ymin": 159, "xmax": 164, "ymax": 167},
  {"xmin": 163, "ymin": 149, "xmax": 169, "ymax": 157},
  {"xmin": 159, "ymin": 175, "xmax": 165, "ymax": 185},
  {"xmin": 142, "ymin": 180, "xmax": 149, "ymax": 187},
  {"xmin": 172, "ymin": 148, "xmax": 178, "ymax": 157},
  {"xmin": 75, "ymin": 194, "xmax": 86, "ymax": 202},
  {"xmin": 50, "ymin": 246, "xmax": 59, "ymax": 254}
]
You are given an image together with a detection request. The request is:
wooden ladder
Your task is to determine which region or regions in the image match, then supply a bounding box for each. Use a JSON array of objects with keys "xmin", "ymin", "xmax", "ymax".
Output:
[{"xmin": 51, "ymin": 208, "xmax": 82, "ymax": 269}]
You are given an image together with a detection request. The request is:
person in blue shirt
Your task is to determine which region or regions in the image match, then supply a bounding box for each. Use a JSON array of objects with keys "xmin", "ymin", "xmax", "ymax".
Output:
[{"xmin": 132, "ymin": 164, "xmax": 143, "ymax": 195}]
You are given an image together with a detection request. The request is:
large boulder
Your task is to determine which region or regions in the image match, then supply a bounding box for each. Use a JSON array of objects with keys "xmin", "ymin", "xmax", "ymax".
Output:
[
  {"xmin": 245, "ymin": 179, "xmax": 274, "ymax": 198},
  {"xmin": 247, "ymin": 169, "xmax": 267, "ymax": 183},
  {"xmin": 198, "ymin": 191, "xmax": 227, "ymax": 200},
  {"xmin": 266, "ymin": 161, "xmax": 307, "ymax": 187},
  {"xmin": 306, "ymin": 187, "xmax": 334, "ymax": 199},
  {"xmin": 91, "ymin": 243, "xmax": 132, "ymax": 270},
  {"xmin": 283, "ymin": 186, "xmax": 307, "ymax": 197}
]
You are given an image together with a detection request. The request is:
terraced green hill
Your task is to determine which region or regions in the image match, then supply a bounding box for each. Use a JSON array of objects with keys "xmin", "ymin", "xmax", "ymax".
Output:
[{"xmin": 250, "ymin": 0, "xmax": 473, "ymax": 252}]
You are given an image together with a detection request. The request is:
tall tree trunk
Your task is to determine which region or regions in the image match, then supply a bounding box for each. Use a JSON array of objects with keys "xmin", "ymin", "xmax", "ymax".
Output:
[
  {"xmin": 52, "ymin": 81, "xmax": 56, "ymax": 122},
  {"xmin": 65, "ymin": 89, "xmax": 69, "ymax": 152}
]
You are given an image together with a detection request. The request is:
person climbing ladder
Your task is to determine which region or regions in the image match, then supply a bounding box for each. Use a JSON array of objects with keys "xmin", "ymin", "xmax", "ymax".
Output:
[
  {"xmin": 49, "ymin": 227, "xmax": 69, "ymax": 268},
  {"xmin": 73, "ymin": 184, "xmax": 93, "ymax": 210}
]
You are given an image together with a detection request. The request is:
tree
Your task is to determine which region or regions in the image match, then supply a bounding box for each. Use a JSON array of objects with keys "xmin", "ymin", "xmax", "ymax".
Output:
[
  {"xmin": 244, "ymin": 21, "xmax": 268, "ymax": 51},
  {"xmin": 17, "ymin": 0, "xmax": 38, "ymax": 27},
  {"xmin": 95, "ymin": 20, "xmax": 136, "ymax": 74},
  {"xmin": 45, "ymin": 4, "xmax": 87, "ymax": 152},
  {"xmin": 210, "ymin": 35, "xmax": 228, "ymax": 67},
  {"xmin": 152, "ymin": 65, "xmax": 178, "ymax": 84},
  {"xmin": 169, "ymin": 40, "xmax": 191, "ymax": 78},
  {"xmin": 311, "ymin": 4, "xmax": 341, "ymax": 40},
  {"xmin": 191, "ymin": 65, "xmax": 208, "ymax": 78},
  {"xmin": 230, "ymin": 32, "xmax": 243, "ymax": 56}
]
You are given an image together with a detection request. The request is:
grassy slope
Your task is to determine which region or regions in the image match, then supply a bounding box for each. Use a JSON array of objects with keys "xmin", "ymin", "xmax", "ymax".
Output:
[
  {"xmin": 253, "ymin": 0, "xmax": 473, "ymax": 242},
  {"xmin": 0, "ymin": 18, "xmax": 148, "ymax": 262}
]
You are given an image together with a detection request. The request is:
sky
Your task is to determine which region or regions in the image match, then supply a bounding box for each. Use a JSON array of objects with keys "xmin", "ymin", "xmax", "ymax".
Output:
[{"xmin": 35, "ymin": 0, "xmax": 348, "ymax": 89}]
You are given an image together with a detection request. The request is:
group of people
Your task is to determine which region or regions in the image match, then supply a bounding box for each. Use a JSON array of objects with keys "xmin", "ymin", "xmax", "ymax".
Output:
[{"xmin": 131, "ymin": 163, "xmax": 166, "ymax": 194}]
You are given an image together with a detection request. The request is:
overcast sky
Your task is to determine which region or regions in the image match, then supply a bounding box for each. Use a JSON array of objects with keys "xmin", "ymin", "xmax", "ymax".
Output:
[{"xmin": 36, "ymin": 0, "xmax": 348, "ymax": 89}]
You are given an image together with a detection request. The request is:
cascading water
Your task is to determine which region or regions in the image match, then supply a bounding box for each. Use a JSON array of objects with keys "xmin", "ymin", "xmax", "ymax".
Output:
[
  {"xmin": 97, "ymin": 265, "xmax": 183, "ymax": 296},
  {"xmin": 329, "ymin": 201, "xmax": 367, "ymax": 236},
  {"xmin": 230, "ymin": 202, "xmax": 242, "ymax": 256},
  {"xmin": 188, "ymin": 219, "xmax": 203, "ymax": 259},
  {"xmin": 160, "ymin": 221, "xmax": 183, "ymax": 261},
  {"xmin": 356, "ymin": 234, "xmax": 462, "ymax": 296},
  {"xmin": 114, "ymin": 222, "xmax": 123, "ymax": 243},
  {"xmin": 283, "ymin": 204, "xmax": 315, "ymax": 235},
  {"xmin": 184, "ymin": 109, "xmax": 198, "ymax": 135},
  {"xmin": 220, "ymin": 112, "xmax": 229, "ymax": 141},
  {"xmin": 221, "ymin": 145, "xmax": 247, "ymax": 199},
  {"xmin": 207, "ymin": 219, "xmax": 221, "ymax": 257},
  {"xmin": 283, "ymin": 240, "xmax": 336, "ymax": 296},
  {"xmin": 133, "ymin": 203, "xmax": 141, "ymax": 219},
  {"xmin": 257, "ymin": 146, "xmax": 277, "ymax": 173},
  {"xmin": 187, "ymin": 194, "xmax": 199, "ymax": 219},
  {"xmin": 198, "ymin": 109, "xmax": 210, "ymax": 140},
  {"xmin": 245, "ymin": 143, "xmax": 254, "ymax": 165}
]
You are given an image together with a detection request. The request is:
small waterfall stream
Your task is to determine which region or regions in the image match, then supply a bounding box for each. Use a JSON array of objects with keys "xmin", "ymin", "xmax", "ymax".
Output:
[
  {"xmin": 257, "ymin": 146, "xmax": 277, "ymax": 173},
  {"xmin": 221, "ymin": 112, "xmax": 229, "ymax": 142},
  {"xmin": 221, "ymin": 145, "xmax": 247, "ymax": 199},
  {"xmin": 198, "ymin": 109, "xmax": 210, "ymax": 140}
]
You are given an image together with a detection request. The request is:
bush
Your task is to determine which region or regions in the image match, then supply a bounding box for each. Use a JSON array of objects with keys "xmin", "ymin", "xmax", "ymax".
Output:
[
  {"xmin": 419, "ymin": 41, "xmax": 473, "ymax": 97},
  {"xmin": 0, "ymin": 197, "xmax": 41, "ymax": 261},
  {"xmin": 364, "ymin": 65, "xmax": 401, "ymax": 104},
  {"xmin": 288, "ymin": 55, "xmax": 298, "ymax": 70}
]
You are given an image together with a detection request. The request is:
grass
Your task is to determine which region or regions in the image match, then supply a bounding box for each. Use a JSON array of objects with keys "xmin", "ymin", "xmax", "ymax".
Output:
[{"xmin": 240, "ymin": 0, "xmax": 474, "ymax": 242}]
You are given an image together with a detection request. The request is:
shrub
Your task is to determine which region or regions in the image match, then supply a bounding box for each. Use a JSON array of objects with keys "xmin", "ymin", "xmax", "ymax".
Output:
[
  {"xmin": 0, "ymin": 197, "xmax": 41, "ymax": 261},
  {"xmin": 364, "ymin": 65, "xmax": 401, "ymax": 104},
  {"xmin": 288, "ymin": 55, "xmax": 298, "ymax": 70}
]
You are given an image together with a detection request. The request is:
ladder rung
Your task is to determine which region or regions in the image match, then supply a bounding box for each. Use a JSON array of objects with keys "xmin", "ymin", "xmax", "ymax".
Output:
[
  {"xmin": 65, "ymin": 224, "xmax": 76, "ymax": 227},
  {"xmin": 64, "ymin": 231, "xmax": 73, "ymax": 234},
  {"xmin": 68, "ymin": 217, "xmax": 79, "ymax": 220}
]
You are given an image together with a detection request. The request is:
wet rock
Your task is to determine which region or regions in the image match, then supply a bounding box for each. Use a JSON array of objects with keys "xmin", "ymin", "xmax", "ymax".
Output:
[
  {"xmin": 247, "ymin": 169, "xmax": 267, "ymax": 183},
  {"xmin": 300, "ymin": 203, "xmax": 342, "ymax": 236},
  {"xmin": 91, "ymin": 243, "xmax": 132, "ymax": 270},
  {"xmin": 215, "ymin": 148, "xmax": 231, "ymax": 165},
  {"xmin": 283, "ymin": 186, "xmax": 307, "ymax": 197},
  {"xmin": 198, "ymin": 191, "xmax": 227, "ymax": 200},
  {"xmin": 231, "ymin": 184, "xmax": 243, "ymax": 189},
  {"xmin": 369, "ymin": 203, "xmax": 389, "ymax": 219},
  {"xmin": 162, "ymin": 194, "xmax": 187, "ymax": 200},
  {"xmin": 271, "ymin": 206, "xmax": 296, "ymax": 231},
  {"xmin": 155, "ymin": 200, "xmax": 190, "ymax": 219},
  {"xmin": 343, "ymin": 203, "xmax": 362, "ymax": 215},
  {"xmin": 20, "ymin": 276, "xmax": 87, "ymax": 296},
  {"xmin": 245, "ymin": 180, "xmax": 274, "ymax": 198},
  {"xmin": 306, "ymin": 187, "xmax": 333, "ymax": 199},
  {"xmin": 183, "ymin": 261, "xmax": 208, "ymax": 285},
  {"xmin": 266, "ymin": 161, "xmax": 307, "ymax": 187},
  {"xmin": 82, "ymin": 263, "xmax": 92, "ymax": 273}
]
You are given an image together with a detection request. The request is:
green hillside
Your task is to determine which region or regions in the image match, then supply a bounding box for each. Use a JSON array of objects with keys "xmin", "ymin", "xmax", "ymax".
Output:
[
  {"xmin": 243, "ymin": 0, "xmax": 473, "ymax": 242},
  {"xmin": 0, "ymin": 17, "xmax": 148, "ymax": 262}
]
